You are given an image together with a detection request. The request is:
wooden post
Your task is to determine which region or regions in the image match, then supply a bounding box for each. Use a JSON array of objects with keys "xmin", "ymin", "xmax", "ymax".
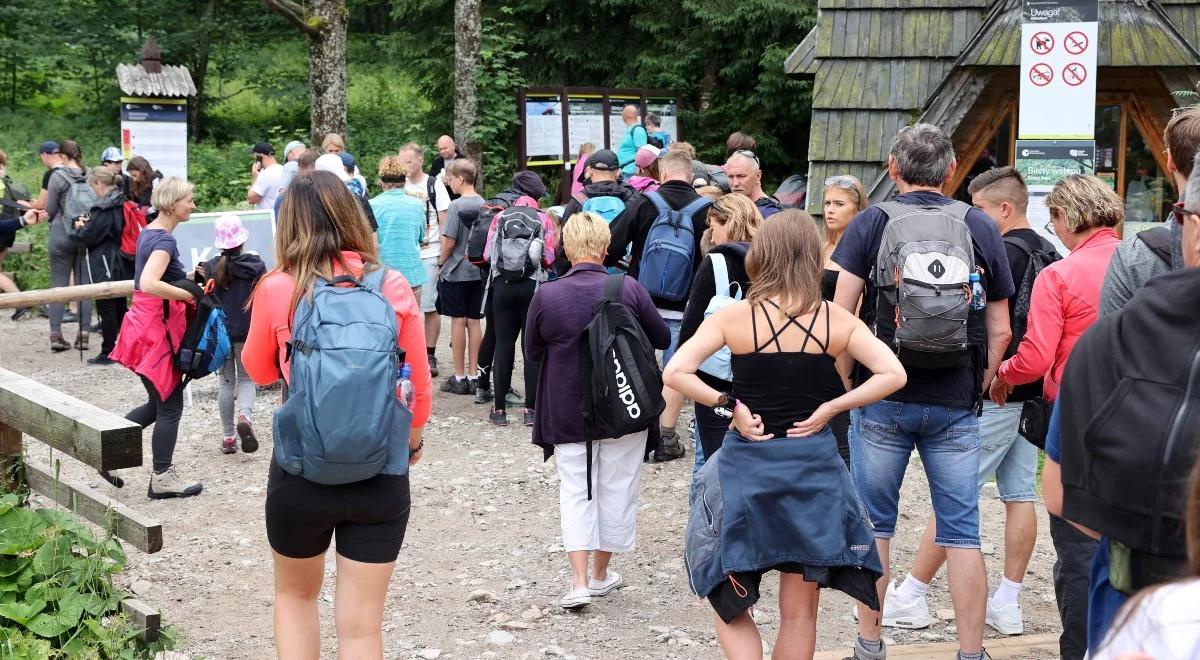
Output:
[
  {"xmin": 0, "ymin": 281, "xmax": 134, "ymax": 310},
  {"xmin": 0, "ymin": 421, "xmax": 20, "ymax": 492}
]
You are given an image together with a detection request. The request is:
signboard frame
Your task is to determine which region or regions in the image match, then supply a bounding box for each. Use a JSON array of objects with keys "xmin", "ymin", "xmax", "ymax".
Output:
[
  {"xmin": 120, "ymin": 96, "xmax": 188, "ymax": 180},
  {"xmin": 172, "ymin": 209, "xmax": 278, "ymax": 272}
]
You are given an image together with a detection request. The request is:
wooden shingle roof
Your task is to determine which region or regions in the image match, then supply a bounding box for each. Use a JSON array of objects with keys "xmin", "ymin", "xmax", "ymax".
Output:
[{"xmin": 115, "ymin": 63, "xmax": 197, "ymax": 98}]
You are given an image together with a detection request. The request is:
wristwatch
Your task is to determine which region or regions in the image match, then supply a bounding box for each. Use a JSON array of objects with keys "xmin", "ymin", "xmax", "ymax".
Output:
[{"xmin": 713, "ymin": 393, "xmax": 735, "ymax": 419}]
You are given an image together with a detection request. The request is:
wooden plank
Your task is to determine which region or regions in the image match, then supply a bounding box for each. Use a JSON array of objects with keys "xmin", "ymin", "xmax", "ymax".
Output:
[
  {"xmin": 0, "ymin": 368, "xmax": 142, "ymax": 471},
  {"xmin": 24, "ymin": 459, "xmax": 162, "ymax": 553},
  {"xmin": 121, "ymin": 598, "xmax": 161, "ymax": 642},
  {"xmin": 0, "ymin": 280, "xmax": 134, "ymax": 310},
  {"xmin": 815, "ymin": 632, "xmax": 1060, "ymax": 659},
  {"xmin": 0, "ymin": 422, "xmax": 20, "ymax": 492}
]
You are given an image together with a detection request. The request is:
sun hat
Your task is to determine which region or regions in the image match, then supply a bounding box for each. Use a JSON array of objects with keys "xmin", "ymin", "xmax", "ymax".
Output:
[
  {"xmin": 635, "ymin": 144, "xmax": 661, "ymax": 170},
  {"xmin": 314, "ymin": 154, "xmax": 351, "ymax": 182},
  {"xmin": 214, "ymin": 214, "xmax": 250, "ymax": 250},
  {"xmin": 283, "ymin": 140, "xmax": 306, "ymax": 160}
]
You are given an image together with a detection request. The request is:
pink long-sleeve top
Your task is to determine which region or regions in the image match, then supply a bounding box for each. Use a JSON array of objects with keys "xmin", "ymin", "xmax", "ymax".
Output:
[{"xmin": 997, "ymin": 228, "xmax": 1120, "ymax": 401}]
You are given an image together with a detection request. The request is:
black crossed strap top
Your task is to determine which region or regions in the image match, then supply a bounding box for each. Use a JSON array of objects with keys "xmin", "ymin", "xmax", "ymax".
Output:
[{"xmin": 730, "ymin": 301, "xmax": 846, "ymax": 438}]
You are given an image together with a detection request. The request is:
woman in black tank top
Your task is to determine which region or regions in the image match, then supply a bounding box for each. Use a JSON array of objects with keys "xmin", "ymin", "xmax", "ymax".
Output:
[
  {"xmin": 665, "ymin": 211, "xmax": 906, "ymax": 658},
  {"xmin": 820, "ymin": 174, "xmax": 867, "ymax": 301}
]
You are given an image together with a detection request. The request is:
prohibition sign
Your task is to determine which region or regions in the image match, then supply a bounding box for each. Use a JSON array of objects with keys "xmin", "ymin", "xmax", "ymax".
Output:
[
  {"xmin": 1030, "ymin": 63, "xmax": 1054, "ymax": 87},
  {"xmin": 1063, "ymin": 62, "xmax": 1087, "ymax": 87},
  {"xmin": 1030, "ymin": 31, "xmax": 1054, "ymax": 55},
  {"xmin": 1064, "ymin": 31, "xmax": 1089, "ymax": 55}
]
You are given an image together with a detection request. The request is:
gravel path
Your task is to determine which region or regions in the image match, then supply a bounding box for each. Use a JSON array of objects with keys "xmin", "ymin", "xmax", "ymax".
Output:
[{"xmin": 4, "ymin": 314, "xmax": 1062, "ymax": 658}]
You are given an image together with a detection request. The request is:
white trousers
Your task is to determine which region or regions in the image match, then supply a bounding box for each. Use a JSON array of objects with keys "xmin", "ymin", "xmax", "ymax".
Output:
[{"xmin": 555, "ymin": 431, "xmax": 647, "ymax": 553}]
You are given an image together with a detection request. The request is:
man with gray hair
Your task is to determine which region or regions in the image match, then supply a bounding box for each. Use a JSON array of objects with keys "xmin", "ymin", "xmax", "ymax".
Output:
[
  {"xmin": 832, "ymin": 123, "xmax": 1013, "ymax": 660},
  {"xmin": 724, "ymin": 150, "xmax": 781, "ymax": 218}
]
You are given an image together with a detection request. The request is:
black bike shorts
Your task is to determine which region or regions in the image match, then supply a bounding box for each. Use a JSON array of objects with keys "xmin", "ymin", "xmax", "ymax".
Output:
[{"xmin": 265, "ymin": 459, "xmax": 411, "ymax": 563}]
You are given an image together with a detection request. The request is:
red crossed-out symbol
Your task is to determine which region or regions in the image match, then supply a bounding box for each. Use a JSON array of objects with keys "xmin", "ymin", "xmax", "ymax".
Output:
[
  {"xmin": 1065, "ymin": 31, "xmax": 1089, "ymax": 55},
  {"xmin": 1063, "ymin": 62, "xmax": 1088, "ymax": 86},
  {"xmin": 1030, "ymin": 31, "xmax": 1054, "ymax": 55},
  {"xmin": 1030, "ymin": 63, "xmax": 1054, "ymax": 87}
]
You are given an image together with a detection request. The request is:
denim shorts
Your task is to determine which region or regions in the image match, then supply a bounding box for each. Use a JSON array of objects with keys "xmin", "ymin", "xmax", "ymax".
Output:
[
  {"xmin": 660, "ymin": 317, "xmax": 683, "ymax": 366},
  {"xmin": 851, "ymin": 400, "xmax": 982, "ymax": 548},
  {"xmin": 977, "ymin": 401, "xmax": 1038, "ymax": 502}
]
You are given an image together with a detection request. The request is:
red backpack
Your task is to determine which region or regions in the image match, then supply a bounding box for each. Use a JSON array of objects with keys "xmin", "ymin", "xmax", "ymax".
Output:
[{"xmin": 120, "ymin": 201, "xmax": 149, "ymax": 257}]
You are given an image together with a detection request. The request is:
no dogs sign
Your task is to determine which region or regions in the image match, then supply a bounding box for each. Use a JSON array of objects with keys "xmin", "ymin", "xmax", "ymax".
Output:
[{"xmin": 1019, "ymin": 0, "xmax": 1098, "ymax": 139}]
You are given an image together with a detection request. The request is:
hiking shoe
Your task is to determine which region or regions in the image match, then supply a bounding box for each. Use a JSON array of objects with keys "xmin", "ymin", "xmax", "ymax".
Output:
[
  {"xmin": 559, "ymin": 586, "xmax": 592, "ymax": 610},
  {"xmin": 63, "ymin": 311, "xmax": 78, "ymax": 323},
  {"xmin": 879, "ymin": 580, "xmax": 931, "ymax": 629},
  {"xmin": 653, "ymin": 436, "xmax": 686, "ymax": 463},
  {"xmin": 428, "ymin": 355, "xmax": 439, "ymax": 377},
  {"xmin": 440, "ymin": 376, "xmax": 471, "ymax": 395},
  {"xmin": 237, "ymin": 415, "xmax": 258, "ymax": 453},
  {"xmin": 844, "ymin": 636, "xmax": 887, "ymax": 660},
  {"xmin": 588, "ymin": 571, "xmax": 623, "ymax": 596},
  {"xmin": 474, "ymin": 386, "xmax": 493, "ymax": 404},
  {"xmin": 489, "ymin": 409, "xmax": 508, "ymax": 427},
  {"xmin": 220, "ymin": 437, "xmax": 237, "ymax": 455},
  {"xmin": 73, "ymin": 334, "xmax": 88, "ymax": 351},
  {"xmin": 986, "ymin": 600, "xmax": 1023, "ymax": 635},
  {"xmin": 90, "ymin": 322, "xmax": 102, "ymax": 333},
  {"xmin": 957, "ymin": 651, "xmax": 990, "ymax": 660},
  {"xmin": 523, "ymin": 408, "xmax": 535, "ymax": 427},
  {"xmin": 49, "ymin": 335, "xmax": 70, "ymax": 352},
  {"xmin": 147, "ymin": 466, "xmax": 202, "ymax": 499},
  {"xmin": 87, "ymin": 354, "xmax": 116, "ymax": 366},
  {"xmin": 505, "ymin": 388, "xmax": 524, "ymax": 406},
  {"xmin": 10, "ymin": 307, "xmax": 27, "ymax": 321}
]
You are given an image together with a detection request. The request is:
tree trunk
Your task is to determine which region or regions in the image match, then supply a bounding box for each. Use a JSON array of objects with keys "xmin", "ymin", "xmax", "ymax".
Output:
[
  {"xmin": 189, "ymin": 0, "xmax": 216, "ymax": 140},
  {"xmin": 308, "ymin": 0, "xmax": 348, "ymax": 145},
  {"xmin": 454, "ymin": 0, "xmax": 482, "ymax": 179}
]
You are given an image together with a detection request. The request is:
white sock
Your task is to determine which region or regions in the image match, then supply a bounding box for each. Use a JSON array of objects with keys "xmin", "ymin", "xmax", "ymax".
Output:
[
  {"xmin": 454, "ymin": 374, "xmax": 467, "ymax": 381},
  {"xmin": 896, "ymin": 574, "xmax": 929, "ymax": 601},
  {"xmin": 991, "ymin": 576, "xmax": 1022, "ymax": 608}
]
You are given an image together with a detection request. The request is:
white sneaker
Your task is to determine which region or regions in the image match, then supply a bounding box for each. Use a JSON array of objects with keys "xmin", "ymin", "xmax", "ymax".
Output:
[
  {"xmin": 851, "ymin": 581, "xmax": 931, "ymax": 629},
  {"xmin": 986, "ymin": 599, "xmax": 1024, "ymax": 635},
  {"xmin": 559, "ymin": 586, "xmax": 591, "ymax": 610},
  {"xmin": 147, "ymin": 466, "xmax": 202, "ymax": 500},
  {"xmin": 588, "ymin": 571, "xmax": 623, "ymax": 596}
]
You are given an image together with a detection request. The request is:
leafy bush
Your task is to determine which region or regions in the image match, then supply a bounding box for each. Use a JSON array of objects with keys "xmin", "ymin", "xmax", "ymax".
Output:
[{"xmin": 0, "ymin": 492, "xmax": 175, "ymax": 658}]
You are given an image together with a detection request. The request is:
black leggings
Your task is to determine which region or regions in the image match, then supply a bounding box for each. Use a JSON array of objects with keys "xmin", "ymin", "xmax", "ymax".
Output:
[
  {"xmin": 126, "ymin": 376, "xmax": 184, "ymax": 472},
  {"xmin": 95, "ymin": 297, "xmax": 128, "ymax": 356},
  {"xmin": 477, "ymin": 288, "xmax": 496, "ymax": 389},
  {"xmin": 490, "ymin": 278, "xmax": 538, "ymax": 410}
]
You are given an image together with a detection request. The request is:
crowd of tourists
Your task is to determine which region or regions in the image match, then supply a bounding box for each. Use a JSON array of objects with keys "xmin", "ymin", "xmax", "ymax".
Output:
[{"xmin": 3, "ymin": 104, "xmax": 1200, "ymax": 660}]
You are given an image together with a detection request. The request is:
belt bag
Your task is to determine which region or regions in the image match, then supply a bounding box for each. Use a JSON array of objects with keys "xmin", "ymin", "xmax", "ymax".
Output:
[{"xmin": 1018, "ymin": 397, "xmax": 1052, "ymax": 450}]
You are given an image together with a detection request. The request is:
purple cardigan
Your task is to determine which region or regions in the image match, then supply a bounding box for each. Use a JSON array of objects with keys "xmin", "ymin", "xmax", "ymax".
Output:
[{"xmin": 525, "ymin": 263, "xmax": 671, "ymax": 458}]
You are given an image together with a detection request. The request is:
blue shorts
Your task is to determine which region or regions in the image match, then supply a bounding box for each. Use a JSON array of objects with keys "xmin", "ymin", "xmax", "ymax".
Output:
[
  {"xmin": 977, "ymin": 401, "xmax": 1038, "ymax": 502},
  {"xmin": 661, "ymin": 317, "xmax": 683, "ymax": 366},
  {"xmin": 851, "ymin": 400, "xmax": 982, "ymax": 548}
]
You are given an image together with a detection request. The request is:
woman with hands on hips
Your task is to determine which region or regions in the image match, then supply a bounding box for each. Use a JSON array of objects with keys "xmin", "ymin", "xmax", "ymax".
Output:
[{"xmin": 663, "ymin": 211, "xmax": 906, "ymax": 659}]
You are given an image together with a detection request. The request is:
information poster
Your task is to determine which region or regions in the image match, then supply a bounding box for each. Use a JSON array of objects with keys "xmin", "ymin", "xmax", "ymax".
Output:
[
  {"xmin": 524, "ymin": 95, "xmax": 564, "ymax": 164},
  {"xmin": 646, "ymin": 98, "xmax": 678, "ymax": 142},
  {"xmin": 173, "ymin": 209, "xmax": 277, "ymax": 271},
  {"xmin": 1018, "ymin": 0, "xmax": 1099, "ymax": 139},
  {"xmin": 609, "ymin": 97, "xmax": 640, "ymax": 150},
  {"xmin": 567, "ymin": 97, "xmax": 607, "ymax": 161},
  {"xmin": 120, "ymin": 98, "xmax": 188, "ymax": 179},
  {"xmin": 1015, "ymin": 140, "xmax": 1095, "ymax": 255}
]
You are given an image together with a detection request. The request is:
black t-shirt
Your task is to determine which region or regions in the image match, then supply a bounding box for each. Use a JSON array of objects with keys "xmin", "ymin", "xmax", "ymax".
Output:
[
  {"xmin": 1001, "ymin": 228, "xmax": 1045, "ymax": 403},
  {"xmin": 831, "ymin": 191, "xmax": 1015, "ymax": 409},
  {"xmin": 41, "ymin": 168, "xmax": 53, "ymax": 191}
]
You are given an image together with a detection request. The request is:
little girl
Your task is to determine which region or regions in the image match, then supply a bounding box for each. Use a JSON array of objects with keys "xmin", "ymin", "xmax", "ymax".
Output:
[{"xmin": 202, "ymin": 215, "xmax": 266, "ymax": 454}]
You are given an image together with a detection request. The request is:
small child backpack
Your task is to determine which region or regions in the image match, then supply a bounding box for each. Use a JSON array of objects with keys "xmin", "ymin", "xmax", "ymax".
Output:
[{"xmin": 164, "ymin": 279, "xmax": 232, "ymax": 383}]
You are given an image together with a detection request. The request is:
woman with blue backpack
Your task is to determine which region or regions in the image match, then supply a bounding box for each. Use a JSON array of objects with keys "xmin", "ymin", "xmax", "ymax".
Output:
[
  {"xmin": 108, "ymin": 177, "xmax": 204, "ymax": 499},
  {"xmin": 243, "ymin": 171, "xmax": 431, "ymax": 660}
]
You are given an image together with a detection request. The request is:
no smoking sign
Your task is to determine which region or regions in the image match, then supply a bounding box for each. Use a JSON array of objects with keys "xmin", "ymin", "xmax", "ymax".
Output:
[{"xmin": 1064, "ymin": 31, "xmax": 1089, "ymax": 55}]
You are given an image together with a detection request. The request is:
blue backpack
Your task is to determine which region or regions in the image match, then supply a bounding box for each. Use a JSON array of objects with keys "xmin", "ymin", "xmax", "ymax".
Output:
[
  {"xmin": 697, "ymin": 253, "xmax": 743, "ymax": 381},
  {"xmin": 163, "ymin": 279, "xmax": 232, "ymax": 384},
  {"xmin": 578, "ymin": 192, "xmax": 630, "ymax": 273},
  {"xmin": 638, "ymin": 191, "xmax": 711, "ymax": 301},
  {"xmin": 273, "ymin": 269, "xmax": 412, "ymax": 485}
]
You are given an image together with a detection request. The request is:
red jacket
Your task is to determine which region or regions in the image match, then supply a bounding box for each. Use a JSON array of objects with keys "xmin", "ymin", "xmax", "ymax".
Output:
[{"xmin": 998, "ymin": 228, "xmax": 1120, "ymax": 401}]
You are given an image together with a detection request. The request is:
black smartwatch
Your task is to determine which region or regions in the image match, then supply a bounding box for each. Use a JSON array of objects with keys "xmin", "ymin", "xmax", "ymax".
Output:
[{"xmin": 713, "ymin": 393, "xmax": 735, "ymax": 419}]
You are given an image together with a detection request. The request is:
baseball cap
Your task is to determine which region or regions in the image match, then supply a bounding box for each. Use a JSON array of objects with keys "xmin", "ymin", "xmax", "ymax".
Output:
[
  {"xmin": 314, "ymin": 154, "xmax": 351, "ymax": 182},
  {"xmin": 586, "ymin": 149, "xmax": 619, "ymax": 172},
  {"xmin": 38, "ymin": 141, "xmax": 60, "ymax": 155},
  {"xmin": 511, "ymin": 170, "xmax": 547, "ymax": 199},
  {"xmin": 101, "ymin": 147, "xmax": 123, "ymax": 164},
  {"xmin": 283, "ymin": 140, "xmax": 306, "ymax": 159},
  {"xmin": 251, "ymin": 142, "xmax": 275, "ymax": 156},
  {"xmin": 339, "ymin": 152, "xmax": 357, "ymax": 171},
  {"xmin": 634, "ymin": 144, "xmax": 661, "ymax": 170}
]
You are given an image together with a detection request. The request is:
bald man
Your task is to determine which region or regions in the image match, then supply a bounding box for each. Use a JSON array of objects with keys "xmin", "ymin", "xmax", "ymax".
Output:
[
  {"xmin": 616, "ymin": 105, "xmax": 649, "ymax": 176},
  {"xmin": 431, "ymin": 135, "xmax": 465, "ymax": 201},
  {"xmin": 725, "ymin": 150, "xmax": 782, "ymax": 218}
]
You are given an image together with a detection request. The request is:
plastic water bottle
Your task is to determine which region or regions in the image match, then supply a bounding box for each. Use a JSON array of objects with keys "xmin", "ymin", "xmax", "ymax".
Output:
[
  {"xmin": 969, "ymin": 272, "xmax": 986, "ymax": 312},
  {"xmin": 397, "ymin": 364, "xmax": 415, "ymax": 409}
]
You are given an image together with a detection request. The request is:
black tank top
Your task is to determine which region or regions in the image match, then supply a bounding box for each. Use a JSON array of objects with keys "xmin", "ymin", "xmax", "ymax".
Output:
[
  {"xmin": 731, "ymin": 301, "xmax": 846, "ymax": 438},
  {"xmin": 821, "ymin": 268, "xmax": 839, "ymax": 301}
]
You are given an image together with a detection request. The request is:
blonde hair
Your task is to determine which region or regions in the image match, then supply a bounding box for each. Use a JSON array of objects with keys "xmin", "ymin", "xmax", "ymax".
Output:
[
  {"xmin": 745, "ymin": 209, "xmax": 823, "ymax": 317},
  {"xmin": 1044, "ymin": 174, "xmax": 1123, "ymax": 233},
  {"xmin": 86, "ymin": 167, "xmax": 122, "ymax": 188},
  {"xmin": 151, "ymin": 177, "xmax": 195, "ymax": 215},
  {"xmin": 446, "ymin": 158, "xmax": 476, "ymax": 183},
  {"xmin": 563, "ymin": 211, "xmax": 611, "ymax": 263},
  {"xmin": 377, "ymin": 155, "xmax": 407, "ymax": 188},
  {"xmin": 709, "ymin": 193, "xmax": 760, "ymax": 244},
  {"xmin": 321, "ymin": 133, "xmax": 346, "ymax": 153},
  {"xmin": 695, "ymin": 185, "xmax": 723, "ymax": 200}
]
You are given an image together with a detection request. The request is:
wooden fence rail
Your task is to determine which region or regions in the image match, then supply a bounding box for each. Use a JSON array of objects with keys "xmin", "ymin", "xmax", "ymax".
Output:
[{"xmin": 0, "ymin": 280, "xmax": 134, "ymax": 310}]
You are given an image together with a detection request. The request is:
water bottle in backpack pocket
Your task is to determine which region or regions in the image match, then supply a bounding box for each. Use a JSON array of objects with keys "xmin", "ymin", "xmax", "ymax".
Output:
[
  {"xmin": 637, "ymin": 192, "xmax": 711, "ymax": 301},
  {"xmin": 273, "ymin": 269, "xmax": 412, "ymax": 485},
  {"xmin": 492, "ymin": 206, "xmax": 545, "ymax": 283},
  {"xmin": 697, "ymin": 253, "xmax": 742, "ymax": 381}
]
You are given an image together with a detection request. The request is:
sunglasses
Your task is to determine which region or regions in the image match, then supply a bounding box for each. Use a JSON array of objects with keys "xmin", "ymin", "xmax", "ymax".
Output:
[
  {"xmin": 734, "ymin": 149, "xmax": 759, "ymax": 165},
  {"xmin": 825, "ymin": 175, "xmax": 857, "ymax": 189},
  {"xmin": 1174, "ymin": 202, "xmax": 1197, "ymax": 225}
]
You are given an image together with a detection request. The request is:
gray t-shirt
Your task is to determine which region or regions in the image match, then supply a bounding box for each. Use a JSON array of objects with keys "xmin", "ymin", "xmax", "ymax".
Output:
[
  {"xmin": 440, "ymin": 195, "xmax": 484, "ymax": 282},
  {"xmin": 1098, "ymin": 219, "xmax": 1183, "ymax": 317}
]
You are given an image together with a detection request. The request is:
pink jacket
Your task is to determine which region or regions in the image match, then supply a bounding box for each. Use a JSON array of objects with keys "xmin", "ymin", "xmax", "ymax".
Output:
[
  {"xmin": 110, "ymin": 291, "xmax": 191, "ymax": 400},
  {"xmin": 998, "ymin": 228, "xmax": 1121, "ymax": 401},
  {"xmin": 627, "ymin": 175, "xmax": 660, "ymax": 193}
]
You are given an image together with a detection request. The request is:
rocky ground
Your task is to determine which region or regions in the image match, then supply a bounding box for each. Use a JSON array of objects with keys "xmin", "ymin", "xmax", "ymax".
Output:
[{"xmin": 5, "ymin": 314, "xmax": 1062, "ymax": 659}]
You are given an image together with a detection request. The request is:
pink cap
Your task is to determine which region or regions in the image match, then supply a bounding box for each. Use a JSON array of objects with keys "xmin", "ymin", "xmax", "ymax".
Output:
[
  {"xmin": 214, "ymin": 214, "xmax": 250, "ymax": 250},
  {"xmin": 635, "ymin": 144, "xmax": 661, "ymax": 170}
]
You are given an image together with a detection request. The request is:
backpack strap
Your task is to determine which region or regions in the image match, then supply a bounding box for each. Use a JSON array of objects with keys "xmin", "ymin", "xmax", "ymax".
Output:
[
  {"xmin": 1137, "ymin": 226, "xmax": 1173, "ymax": 265},
  {"xmin": 572, "ymin": 191, "xmax": 588, "ymax": 206},
  {"xmin": 1003, "ymin": 234, "xmax": 1035, "ymax": 257},
  {"xmin": 679, "ymin": 196, "xmax": 713, "ymax": 222},
  {"xmin": 709, "ymin": 253, "xmax": 730, "ymax": 296},
  {"xmin": 603, "ymin": 273, "xmax": 625, "ymax": 303},
  {"xmin": 644, "ymin": 191, "xmax": 670, "ymax": 216}
]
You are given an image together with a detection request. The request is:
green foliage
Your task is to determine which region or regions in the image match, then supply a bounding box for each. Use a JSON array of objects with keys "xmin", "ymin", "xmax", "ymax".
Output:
[{"xmin": 0, "ymin": 493, "xmax": 175, "ymax": 658}]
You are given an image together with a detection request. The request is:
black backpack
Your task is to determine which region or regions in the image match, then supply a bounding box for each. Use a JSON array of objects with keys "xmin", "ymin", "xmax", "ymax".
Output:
[
  {"xmin": 163, "ymin": 279, "xmax": 232, "ymax": 384},
  {"xmin": 466, "ymin": 191, "xmax": 522, "ymax": 268},
  {"xmin": 1003, "ymin": 233, "xmax": 1062, "ymax": 359},
  {"xmin": 1137, "ymin": 225, "xmax": 1172, "ymax": 265}
]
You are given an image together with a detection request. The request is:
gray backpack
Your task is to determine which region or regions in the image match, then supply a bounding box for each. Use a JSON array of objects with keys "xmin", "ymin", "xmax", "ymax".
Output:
[
  {"xmin": 55, "ymin": 168, "xmax": 98, "ymax": 232},
  {"xmin": 272, "ymin": 269, "xmax": 412, "ymax": 485},
  {"xmin": 491, "ymin": 206, "xmax": 545, "ymax": 283},
  {"xmin": 871, "ymin": 200, "xmax": 976, "ymax": 369}
]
